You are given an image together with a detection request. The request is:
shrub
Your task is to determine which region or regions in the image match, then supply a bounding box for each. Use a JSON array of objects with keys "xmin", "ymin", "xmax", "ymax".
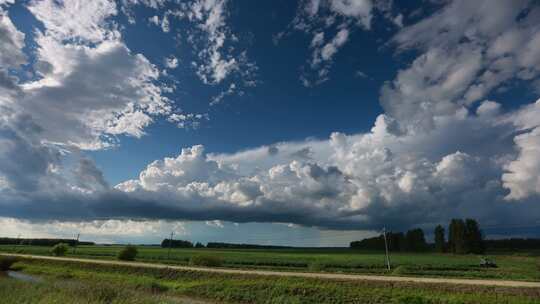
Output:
[
  {"xmin": 189, "ymin": 255, "xmax": 223, "ymax": 267},
  {"xmin": 51, "ymin": 243, "xmax": 69, "ymax": 256},
  {"xmin": 0, "ymin": 256, "xmax": 18, "ymax": 271},
  {"xmin": 117, "ymin": 245, "xmax": 138, "ymax": 261},
  {"xmin": 308, "ymin": 261, "xmax": 325, "ymax": 272}
]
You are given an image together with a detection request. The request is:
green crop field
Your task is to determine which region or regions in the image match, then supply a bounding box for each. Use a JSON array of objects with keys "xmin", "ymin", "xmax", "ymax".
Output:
[
  {"xmin": 1, "ymin": 245, "xmax": 539, "ymax": 281},
  {"xmin": 1, "ymin": 257, "xmax": 540, "ymax": 304}
]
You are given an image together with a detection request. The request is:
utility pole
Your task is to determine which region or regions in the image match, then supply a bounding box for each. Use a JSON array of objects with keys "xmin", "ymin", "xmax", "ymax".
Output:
[
  {"xmin": 73, "ymin": 233, "xmax": 80, "ymax": 255},
  {"xmin": 167, "ymin": 231, "xmax": 174, "ymax": 260},
  {"xmin": 383, "ymin": 227, "xmax": 391, "ymax": 271}
]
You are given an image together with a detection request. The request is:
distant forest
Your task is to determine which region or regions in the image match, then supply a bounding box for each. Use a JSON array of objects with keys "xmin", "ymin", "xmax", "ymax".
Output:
[
  {"xmin": 484, "ymin": 238, "xmax": 540, "ymax": 250},
  {"xmin": 206, "ymin": 242, "xmax": 293, "ymax": 249},
  {"xmin": 1, "ymin": 228, "xmax": 539, "ymax": 252},
  {"xmin": 350, "ymin": 228, "xmax": 429, "ymax": 252},
  {"xmin": 0, "ymin": 238, "xmax": 94, "ymax": 246},
  {"xmin": 160, "ymin": 239, "xmax": 292, "ymax": 249},
  {"xmin": 349, "ymin": 218, "xmax": 540, "ymax": 253},
  {"xmin": 160, "ymin": 238, "xmax": 201, "ymax": 248}
]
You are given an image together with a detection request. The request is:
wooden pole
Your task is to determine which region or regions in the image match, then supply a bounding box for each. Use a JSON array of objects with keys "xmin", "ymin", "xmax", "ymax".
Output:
[{"xmin": 73, "ymin": 233, "xmax": 80, "ymax": 254}]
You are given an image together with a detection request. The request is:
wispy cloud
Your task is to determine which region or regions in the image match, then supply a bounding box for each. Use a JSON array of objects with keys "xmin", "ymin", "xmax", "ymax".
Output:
[{"xmin": 278, "ymin": 0, "xmax": 400, "ymax": 86}]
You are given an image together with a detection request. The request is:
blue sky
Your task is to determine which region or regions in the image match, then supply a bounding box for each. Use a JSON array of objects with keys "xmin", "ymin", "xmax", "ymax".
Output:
[
  {"xmin": 1, "ymin": 0, "xmax": 540, "ymax": 245},
  {"xmin": 88, "ymin": 0, "xmax": 404, "ymax": 185}
]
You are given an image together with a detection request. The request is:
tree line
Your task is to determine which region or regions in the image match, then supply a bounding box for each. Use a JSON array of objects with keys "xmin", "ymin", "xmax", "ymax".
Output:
[
  {"xmin": 160, "ymin": 240, "xmax": 293, "ymax": 249},
  {"xmin": 350, "ymin": 228, "xmax": 428, "ymax": 252},
  {"xmin": 350, "ymin": 218, "xmax": 486, "ymax": 254},
  {"xmin": 205, "ymin": 242, "xmax": 292, "ymax": 249},
  {"xmin": 483, "ymin": 238, "xmax": 540, "ymax": 250},
  {"xmin": 0, "ymin": 237, "xmax": 94, "ymax": 246},
  {"xmin": 160, "ymin": 239, "xmax": 205, "ymax": 248}
]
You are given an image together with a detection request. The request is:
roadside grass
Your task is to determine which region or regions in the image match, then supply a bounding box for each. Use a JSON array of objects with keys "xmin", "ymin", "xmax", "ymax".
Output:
[
  {"xmin": 190, "ymin": 255, "xmax": 223, "ymax": 267},
  {"xmin": 2, "ymin": 245, "xmax": 539, "ymax": 281},
  {"xmin": 3, "ymin": 258, "xmax": 540, "ymax": 304},
  {"xmin": 0, "ymin": 276, "xmax": 195, "ymax": 304}
]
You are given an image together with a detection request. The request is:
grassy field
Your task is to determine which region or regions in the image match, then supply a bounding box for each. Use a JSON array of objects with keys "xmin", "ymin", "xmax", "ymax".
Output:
[
  {"xmin": 1, "ymin": 245, "xmax": 539, "ymax": 281},
  {"xmin": 1, "ymin": 258, "xmax": 540, "ymax": 304}
]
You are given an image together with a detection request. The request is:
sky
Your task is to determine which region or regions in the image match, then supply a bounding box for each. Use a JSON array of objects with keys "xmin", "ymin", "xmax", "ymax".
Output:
[{"xmin": 0, "ymin": 0, "xmax": 540, "ymax": 246}]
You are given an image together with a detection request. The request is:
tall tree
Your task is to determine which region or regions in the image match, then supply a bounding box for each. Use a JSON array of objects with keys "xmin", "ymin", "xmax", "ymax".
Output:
[
  {"xmin": 434, "ymin": 225, "xmax": 445, "ymax": 253},
  {"xmin": 464, "ymin": 219, "xmax": 485, "ymax": 254},
  {"xmin": 387, "ymin": 232, "xmax": 405, "ymax": 251},
  {"xmin": 449, "ymin": 219, "xmax": 466, "ymax": 254},
  {"xmin": 405, "ymin": 228, "xmax": 427, "ymax": 252}
]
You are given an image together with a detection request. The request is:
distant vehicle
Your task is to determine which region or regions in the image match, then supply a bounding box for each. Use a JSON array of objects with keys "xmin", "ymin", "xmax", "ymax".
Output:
[{"xmin": 479, "ymin": 258, "xmax": 497, "ymax": 268}]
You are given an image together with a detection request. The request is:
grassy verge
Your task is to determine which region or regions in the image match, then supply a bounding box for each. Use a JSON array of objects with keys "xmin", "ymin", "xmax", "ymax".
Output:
[
  {"xmin": 0, "ymin": 278, "xmax": 191, "ymax": 304},
  {"xmin": 2, "ymin": 258, "xmax": 539, "ymax": 304}
]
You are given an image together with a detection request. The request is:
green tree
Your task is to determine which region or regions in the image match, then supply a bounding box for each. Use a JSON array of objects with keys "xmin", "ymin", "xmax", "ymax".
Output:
[
  {"xmin": 50, "ymin": 243, "xmax": 69, "ymax": 256},
  {"xmin": 449, "ymin": 219, "xmax": 466, "ymax": 254},
  {"xmin": 405, "ymin": 228, "xmax": 427, "ymax": 252},
  {"xmin": 388, "ymin": 232, "xmax": 405, "ymax": 251},
  {"xmin": 464, "ymin": 219, "xmax": 485, "ymax": 254},
  {"xmin": 434, "ymin": 225, "xmax": 445, "ymax": 253},
  {"xmin": 117, "ymin": 245, "xmax": 138, "ymax": 261}
]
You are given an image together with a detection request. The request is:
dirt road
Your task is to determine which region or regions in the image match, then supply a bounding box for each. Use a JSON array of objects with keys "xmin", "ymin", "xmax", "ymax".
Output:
[{"xmin": 3, "ymin": 253, "xmax": 540, "ymax": 288}]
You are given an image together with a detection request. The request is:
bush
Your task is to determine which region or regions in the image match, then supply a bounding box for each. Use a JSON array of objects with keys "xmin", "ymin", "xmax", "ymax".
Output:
[
  {"xmin": 189, "ymin": 255, "xmax": 223, "ymax": 267},
  {"xmin": 308, "ymin": 261, "xmax": 325, "ymax": 272},
  {"xmin": 117, "ymin": 245, "xmax": 138, "ymax": 261},
  {"xmin": 0, "ymin": 256, "xmax": 18, "ymax": 271},
  {"xmin": 51, "ymin": 243, "xmax": 69, "ymax": 256}
]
